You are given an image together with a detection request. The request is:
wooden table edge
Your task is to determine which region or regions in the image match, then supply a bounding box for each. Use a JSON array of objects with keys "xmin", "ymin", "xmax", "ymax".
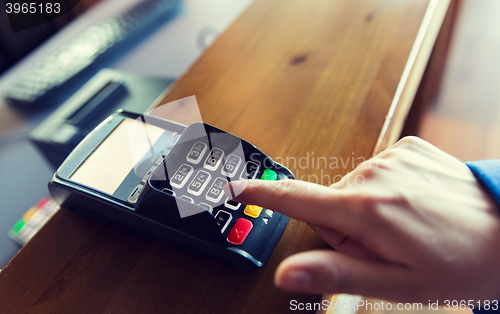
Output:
[{"xmin": 373, "ymin": 0, "xmax": 451, "ymax": 156}]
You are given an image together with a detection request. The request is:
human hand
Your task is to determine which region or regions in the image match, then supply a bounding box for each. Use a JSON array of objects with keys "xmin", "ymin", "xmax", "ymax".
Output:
[{"xmin": 224, "ymin": 136, "xmax": 500, "ymax": 303}]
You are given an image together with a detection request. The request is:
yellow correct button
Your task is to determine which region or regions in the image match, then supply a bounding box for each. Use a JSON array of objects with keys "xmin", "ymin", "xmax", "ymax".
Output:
[{"xmin": 244, "ymin": 205, "xmax": 263, "ymax": 218}]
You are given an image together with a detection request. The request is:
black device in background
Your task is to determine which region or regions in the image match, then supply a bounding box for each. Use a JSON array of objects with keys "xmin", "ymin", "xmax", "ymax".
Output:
[
  {"xmin": 49, "ymin": 111, "xmax": 293, "ymax": 269},
  {"xmin": 4, "ymin": 0, "xmax": 181, "ymax": 108},
  {"xmin": 30, "ymin": 69, "xmax": 174, "ymax": 168}
]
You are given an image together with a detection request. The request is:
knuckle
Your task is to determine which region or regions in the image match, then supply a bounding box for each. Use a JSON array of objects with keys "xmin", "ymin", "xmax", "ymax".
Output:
[
  {"xmin": 357, "ymin": 158, "xmax": 392, "ymax": 175},
  {"xmin": 397, "ymin": 136, "xmax": 422, "ymax": 147},
  {"xmin": 360, "ymin": 165, "xmax": 380, "ymax": 179},
  {"xmin": 356, "ymin": 159, "xmax": 377, "ymax": 173},
  {"xmin": 394, "ymin": 136, "xmax": 437, "ymax": 156}
]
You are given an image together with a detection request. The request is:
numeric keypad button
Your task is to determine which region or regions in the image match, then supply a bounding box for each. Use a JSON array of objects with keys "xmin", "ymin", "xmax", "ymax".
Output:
[
  {"xmin": 221, "ymin": 154, "xmax": 242, "ymax": 177},
  {"xmin": 187, "ymin": 170, "xmax": 211, "ymax": 196},
  {"xmin": 204, "ymin": 148, "xmax": 224, "ymax": 171},
  {"xmin": 186, "ymin": 142, "xmax": 207, "ymax": 164},
  {"xmin": 225, "ymin": 197, "xmax": 241, "ymax": 210},
  {"xmin": 180, "ymin": 195, "xmax": 194, "ymax": 203},
  {"xmin": 170, "ymin": 164, "xmax": 194, "ymax": 189},
  {"xmin": 206, "ymin": 177, "xmax": 228, "ymax": 203},
  {"xmin": 198, "ymin": 202, "xmax": 213, "ymax": 213}
]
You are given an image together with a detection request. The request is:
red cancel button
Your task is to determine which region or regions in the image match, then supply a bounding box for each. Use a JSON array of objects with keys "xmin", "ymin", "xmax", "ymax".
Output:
[{"xmin": 227, "ymin": 218, "xmax": 253, "ymax": 245}]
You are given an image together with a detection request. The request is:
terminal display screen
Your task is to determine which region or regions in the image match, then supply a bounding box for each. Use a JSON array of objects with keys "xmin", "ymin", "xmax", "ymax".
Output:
[{"xmin": 70, "ymin": 118, "xmax": 167, "ymax": 194}]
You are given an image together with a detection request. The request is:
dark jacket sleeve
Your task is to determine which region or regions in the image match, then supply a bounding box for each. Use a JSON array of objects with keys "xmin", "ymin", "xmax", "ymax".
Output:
[{"xmin": 466, "ymin": 160, "xmax": 500, "ymax": 314}]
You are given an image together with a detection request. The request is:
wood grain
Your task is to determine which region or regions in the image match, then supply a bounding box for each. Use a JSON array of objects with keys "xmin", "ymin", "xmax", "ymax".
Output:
[{"xmin": 0, "ymin": 0, "xmax": 449, "ymax": 313}]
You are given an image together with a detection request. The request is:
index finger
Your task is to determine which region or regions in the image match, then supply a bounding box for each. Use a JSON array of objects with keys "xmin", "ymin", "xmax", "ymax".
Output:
[{"xmin": 224, "ymin": 179, "xmax": 371, "ymax": 236}]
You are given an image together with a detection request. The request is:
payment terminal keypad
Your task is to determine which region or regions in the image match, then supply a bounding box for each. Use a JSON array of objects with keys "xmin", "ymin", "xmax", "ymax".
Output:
[{"xmin": 152, "ymin": 123, "xmax": 280, "ymax": 247}]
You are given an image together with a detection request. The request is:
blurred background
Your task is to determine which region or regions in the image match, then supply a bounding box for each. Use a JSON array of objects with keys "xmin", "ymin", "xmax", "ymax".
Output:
[
  {"xmin": 0, "ymin": 0, "xmax": 99, "ymax": 75},
  {"xmin": 416, "ymin": 0, "xmax": 500, "ymax": 161}
]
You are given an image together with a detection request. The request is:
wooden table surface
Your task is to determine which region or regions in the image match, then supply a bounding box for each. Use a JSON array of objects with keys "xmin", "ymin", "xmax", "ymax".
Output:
[{"xmin": 0, "ymin": 0, "xmax": 450, "ymax": 312}]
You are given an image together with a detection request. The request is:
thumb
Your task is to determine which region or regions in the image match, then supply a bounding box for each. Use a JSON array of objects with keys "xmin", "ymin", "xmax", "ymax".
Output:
[{"xmin": 274, "ymin": 250, "xmax": 410, "ymax": 300}]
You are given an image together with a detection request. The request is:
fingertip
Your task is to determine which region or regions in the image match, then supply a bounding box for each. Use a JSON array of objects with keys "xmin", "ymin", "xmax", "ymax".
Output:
[
  {"xmin": 274, "ymin": 251, "xmax": 335, "ymax": 295},
  {"xmin": 222, "ymin": 181, "xmax": 233, "ymax": 198},
  {"xmin": 275, "ymin": 267, "xmax": 314, "ymax": 293},
  {"xmin": 223, "ymin": 180, "xmax": 249, "ymax": 199},
  {"xmin": 225, "ymin": 179, "xmax": 270, "ymax": 204}
]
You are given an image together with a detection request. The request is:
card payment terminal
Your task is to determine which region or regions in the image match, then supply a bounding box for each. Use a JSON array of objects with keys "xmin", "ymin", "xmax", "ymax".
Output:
[{"xmin": 48, "ymin": 111, "xmax": 294, "ymax": 269}]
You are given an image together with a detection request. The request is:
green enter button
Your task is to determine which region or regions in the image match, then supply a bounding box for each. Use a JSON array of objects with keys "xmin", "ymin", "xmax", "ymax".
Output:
[{"xmin": 261, "ymin": 169, "xmax": 277, "ymax": 181}]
